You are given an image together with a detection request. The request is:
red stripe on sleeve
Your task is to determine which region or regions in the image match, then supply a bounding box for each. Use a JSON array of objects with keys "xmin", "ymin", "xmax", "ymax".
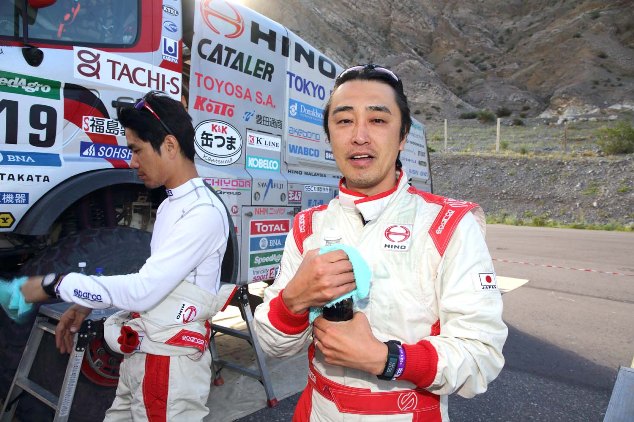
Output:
[
  {"xmin": 400, "ymin": 340, "xmax": 439, "ymax": 388},
  {"xmin": 268, "ymin": 290, "xmax": 309, "ymax": 335}
]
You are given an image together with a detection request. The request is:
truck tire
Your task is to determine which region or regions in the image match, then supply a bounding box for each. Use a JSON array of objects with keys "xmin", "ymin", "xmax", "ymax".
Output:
[{"xmin": 0, "ymin": 227, "xmax": 151, "ymax": 422}]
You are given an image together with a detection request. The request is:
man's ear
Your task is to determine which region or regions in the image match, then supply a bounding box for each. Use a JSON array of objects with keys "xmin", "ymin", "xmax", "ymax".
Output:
[
  {"xmin": 399, "ymin": 132, "xmax": 408, "ymax": 151},
  {"xmin": 164, "ymin": 135, "xmax": 179, "ymax": 157}
]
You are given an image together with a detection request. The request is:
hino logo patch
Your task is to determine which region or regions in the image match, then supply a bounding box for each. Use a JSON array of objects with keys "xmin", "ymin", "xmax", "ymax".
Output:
[{"xmin": 383, "ymin": 224, "xmax": 412, "ymax": 251}]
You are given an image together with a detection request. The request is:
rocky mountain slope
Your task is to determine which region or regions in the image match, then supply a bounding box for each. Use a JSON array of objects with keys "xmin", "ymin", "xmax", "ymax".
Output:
[
  {"xmin": 244, "ymin": 0, "xmax": 634, "ymax": 121},
  {"xmin": 430, "ymin": 153, "xmax": 634, "ymax": 228}
]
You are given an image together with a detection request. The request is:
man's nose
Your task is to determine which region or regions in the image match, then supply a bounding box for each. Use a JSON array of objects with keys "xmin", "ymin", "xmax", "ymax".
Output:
[
  {"xmin": 352, "ymin": 121, "xmax": 369, "ymax": 144},
  {"xmin": 130, "ymin": 154, "xmax": 140, "ymax": 169}
]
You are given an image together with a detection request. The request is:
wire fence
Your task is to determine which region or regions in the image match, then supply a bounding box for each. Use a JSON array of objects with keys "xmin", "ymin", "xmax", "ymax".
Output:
[{"xmin": 424, "ymin": 116, "xmax": 630, "ymax": 156}]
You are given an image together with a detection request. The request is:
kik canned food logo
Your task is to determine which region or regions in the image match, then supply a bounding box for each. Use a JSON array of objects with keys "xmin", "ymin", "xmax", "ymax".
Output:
[{"xmin": 194, "ymin": 119, "xmax": 242, "ymax": 166}]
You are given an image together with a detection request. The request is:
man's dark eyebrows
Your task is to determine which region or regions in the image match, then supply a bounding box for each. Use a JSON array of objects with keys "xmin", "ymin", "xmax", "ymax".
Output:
[
  {"xmin": 367, "ymin": 105, "xmax": 392, "ymax": 114},
  {"xmin": 331, "ymin": 105, "xmax": 392, "ymax": 114},
  {"xmin": 331, "ymin": 105, "xmax": 354, "ymax": 114}
]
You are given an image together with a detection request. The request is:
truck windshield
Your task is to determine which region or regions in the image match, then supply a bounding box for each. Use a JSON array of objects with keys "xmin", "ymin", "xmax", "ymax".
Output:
[{"xmin": 0, "ymin": 0, "xmax": 139, "ymax": 46}]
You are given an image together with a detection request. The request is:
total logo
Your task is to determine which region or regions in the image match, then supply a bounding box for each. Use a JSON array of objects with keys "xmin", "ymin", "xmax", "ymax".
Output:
[{"xmin": 383, "ymin": 224, "xmax": 412, "ymax": 251}]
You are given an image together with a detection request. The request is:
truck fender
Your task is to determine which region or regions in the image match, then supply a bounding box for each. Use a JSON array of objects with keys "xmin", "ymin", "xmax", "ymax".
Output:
[{"xmin": 14, "ymin": 169, "xmax": 141, "ymax": 236}]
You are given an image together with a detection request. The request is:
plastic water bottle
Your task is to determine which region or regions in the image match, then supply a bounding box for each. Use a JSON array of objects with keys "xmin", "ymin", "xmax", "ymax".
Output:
[
  {"xmin": 78, "ymin": 262, "xmax": 87, "ymax": 274},
  {"xmin": 321, "ymin": 228, "xmax": 353, "ymax": 321},
  {"xmin": 323, "ymin": 227, "xmax": 341, "ymax": 246}
]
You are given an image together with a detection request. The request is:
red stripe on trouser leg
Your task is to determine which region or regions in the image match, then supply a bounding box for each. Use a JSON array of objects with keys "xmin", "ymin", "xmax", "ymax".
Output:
[
  {"xmin": 143, "ymin": 354, "xmax": 170, "ymax": 422},
  {"xmin": 292, "ymin": 384, "xmax": 313, "ymax": 422}
]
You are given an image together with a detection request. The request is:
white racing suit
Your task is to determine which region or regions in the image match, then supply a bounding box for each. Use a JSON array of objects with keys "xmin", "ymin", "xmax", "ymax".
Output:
[
  {"xmin": 253, "ymin": 171, "xmax": 508, "ymax": 421},
  {"xmin": 55, "ymin": 178, "xmax": 235, "ymax": 421}
]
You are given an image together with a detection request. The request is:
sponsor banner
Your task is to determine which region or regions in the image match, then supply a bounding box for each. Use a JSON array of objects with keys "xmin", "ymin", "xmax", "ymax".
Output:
[
  {"xmin": 193, "ymin": 95, "xmax": 235, "ymax": 117},
  {"xmin": 80, "ymin": 142, "xmax": 132, "ymax": 160},
  {"xmin": 249, "ymin": 250, "xmax": 283, "ymax": 268},
  {"xmin": 288, "ymin": 144, "xmax": 319, "ymax": 157},
  {"xmin": 253, "ymin": 207, "xmax": 286, "ymax": 216},
  {"xmin": 246, "ymin": 155, "xmax": 279, "ymax": 171},
  {"xmin": 304, "ymin": 185, "xmax": 330, "ymax": 193},
  {"xmin": 194, "ymin": 72, "xmax": 275, "ymax": 108},
  {"xmin": 307, "ymin": 199, "xmax": 325, "ymax": 207},
  {"xmin": 288, "ymin": 190, "xmax": 302, "ymax": 204},
  {"xmin": 194, "ymin": 120, "xmax": 242, "ymax": 166},
  {"xmin": 287, "ymin": 71, "xmax": 327, "ymax": 100},
  {"xmin": 73, "ymin": 47, "xmax": 181, "ymax": 98},
  {"xmin": 250, "ymin": 219, "xmax": 290, "ymax": 235},
  {"xmin": 288, "ymin": 126, "xmax": 320, "ymax": 142},
  {"xmin": 0, "ymin": 173, "xmax": 50, "ymax": 183},
  {"xmin": 247, "ymin": 131, "xmax": 281, "ymax": 152},
  {"xmin": 163, "ymin": 20, "xmax": 178, "ymax": 33},
  {"xmin": 325, "ymin": 150, "xmax": 335, "ymax": 161},
  {"xmin": 0, "ymin": 150, "xmax": 61, "ymax": 167},
  {"xmin": 162, "ymin": 5, "xmax": 179, "ymax": 16},
  {"xmin": 82, "ymin": 116, "xmax": 125, "ymax": 136},
  {"xmin": 0, "ymin": 212, "xmax": 15, "ymax": 228},
  {"xmin": 162, "ymin": 37, "xmax": 179, "ymax": 63},
  {"xmin": 197, "ymin": 39, "xmax": 274, "ymax": 82},
  {"xmin": 0, "ymin": 192, "xmax": 29, "ymax": 205},
  {"xmin": 256, "ymin": 114, "xmax": 282, "ymax": 129},
  {"xmin": 288, "ymin": 99, "xmax": 323, "ymax": 126},
  {"xmin": 204, "ymin": 177, "xmax": 251, "ymax": 191},
  {"xmin": 0, "ymin": 70, "xmax": 61, "ymax": 100},
  {"xmin": 249, "ymin": 266, "xmax": 277, "ymax": 283},
  {"xmin": 249, "ymin": 234, "xmax": 287, "ymax": 252}
]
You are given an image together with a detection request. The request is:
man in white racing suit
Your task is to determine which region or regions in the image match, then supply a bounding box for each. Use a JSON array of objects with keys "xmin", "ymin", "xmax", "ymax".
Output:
[
  {"xmin": 22, "ymin": 91, "xmax": 235, "ymax": 421},
  {"xmin": 253, "ymin": 65, "xmax": 508, "ymax": 421}
]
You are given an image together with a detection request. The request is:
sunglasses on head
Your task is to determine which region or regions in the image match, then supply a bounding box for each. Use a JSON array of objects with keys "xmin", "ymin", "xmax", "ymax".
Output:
[
  {"xmin": 134, "ymin": 98, "xmax": 175, "ymax": 136},
  {"xmin": 336, "ymin": 64, "xmax": 401, "ymax": 84}
]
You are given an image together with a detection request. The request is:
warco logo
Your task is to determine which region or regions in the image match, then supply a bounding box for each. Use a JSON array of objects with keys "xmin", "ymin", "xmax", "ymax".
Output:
[{"xmin": 200, "ymin": 0, "xmax": 244, "ymax": 38}]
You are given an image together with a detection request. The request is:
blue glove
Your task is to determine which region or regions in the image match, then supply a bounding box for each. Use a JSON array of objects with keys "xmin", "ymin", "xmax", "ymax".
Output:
[
  {"xmin": 0, "ymin": 276, "xmax": 34, "ymax": 324},
  {"xmin": 309, "ymin": 244, "xmax": 372, "ymax": 323}
]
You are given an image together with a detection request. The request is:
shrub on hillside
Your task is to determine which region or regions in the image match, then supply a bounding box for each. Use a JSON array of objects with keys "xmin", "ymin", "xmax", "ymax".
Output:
[
  {"xmin": 496, "ymin": 107, "xmax": 512, "ymax": 117},
  {"xmin": 596, "ymin": 121, "xmax": 634, "ymax": 155},
  {"xmin": 459, "ymin": 112, "xmax": 477, "ymax": 119},
  {"xmin": 477, "ymin": 110, "xmax": 496, "ymax": 123}
]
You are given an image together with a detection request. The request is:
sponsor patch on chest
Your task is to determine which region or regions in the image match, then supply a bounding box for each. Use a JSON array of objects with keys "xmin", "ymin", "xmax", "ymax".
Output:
[
  {"xmin": 175, "ymin": 302, "xmax": 198, "ymax": 324},
  {"xmin": 382, "ymin": 224, "xmax": 413, "ymax": 251},
  {"xmin": 473, "ymin": 272, "xmax": 498, "ymax": 291}
]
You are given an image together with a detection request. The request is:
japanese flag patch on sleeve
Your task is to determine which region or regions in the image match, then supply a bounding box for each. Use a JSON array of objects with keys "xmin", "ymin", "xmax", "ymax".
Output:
[{"xmin": 472, "ymin": 272, "xmax": 498, "ymax": 291}]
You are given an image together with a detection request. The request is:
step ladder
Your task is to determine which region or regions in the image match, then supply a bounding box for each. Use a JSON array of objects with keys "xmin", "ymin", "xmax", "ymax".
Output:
[
  {"xmin": 0, "ymin": 303, "xmax": 116, "ymax": 422},
  {"xmin": 209, "ymin": 284, "xmax": 278, "ymax": 407}
]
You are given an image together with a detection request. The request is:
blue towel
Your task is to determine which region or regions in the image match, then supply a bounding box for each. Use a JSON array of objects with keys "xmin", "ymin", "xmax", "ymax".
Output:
[
  {"xmin": 0, "ymin": 276, "xmax": 34, "ymax": 324},
  {"xmin": 309, "ymin": 244, "xmax": 372, "ymax": 323}
]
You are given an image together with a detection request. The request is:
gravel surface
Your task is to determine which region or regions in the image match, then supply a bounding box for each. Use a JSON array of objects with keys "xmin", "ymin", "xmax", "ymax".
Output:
[{"xmin": 430, "ymin": 153, "xmax": 634, "ymax": 228}]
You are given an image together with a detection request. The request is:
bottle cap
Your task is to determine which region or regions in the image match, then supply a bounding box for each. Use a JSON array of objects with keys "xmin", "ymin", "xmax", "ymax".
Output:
[
  {"xmin": 323, "ymin": 227, "xmax": 341, "ymax": 245},
  {"xmin": 78, "ymin": 262, "xmax": 87, "ymax": 268}
]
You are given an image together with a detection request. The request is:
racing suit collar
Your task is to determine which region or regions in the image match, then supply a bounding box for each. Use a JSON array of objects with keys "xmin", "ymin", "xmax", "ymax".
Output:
[
  {"xmin": 338, "ymin": 170, "xmax": 407, "ymax": 223},
  {"xmin": 166, "ymin": 177, "xmax": 203, "ymax": 201}
]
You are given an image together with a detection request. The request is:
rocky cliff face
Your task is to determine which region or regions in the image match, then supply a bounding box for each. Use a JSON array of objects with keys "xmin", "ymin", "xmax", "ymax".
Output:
[{"xmin": 242, "ymin": 0, "xmax": 634, "ymax": 121}]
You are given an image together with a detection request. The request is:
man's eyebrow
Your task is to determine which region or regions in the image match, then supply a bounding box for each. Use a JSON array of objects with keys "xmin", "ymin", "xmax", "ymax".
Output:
[{"xmin": 331, "ymin": 105, "xmax": 392, "ymax": 114}]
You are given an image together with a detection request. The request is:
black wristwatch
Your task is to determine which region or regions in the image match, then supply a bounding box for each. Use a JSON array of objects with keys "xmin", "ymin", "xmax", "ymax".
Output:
[
  {"xmin": 377, "ymin": 340, "xmax": 401, "ymax": 380},
  {"xmin": 41, "ymin": 273, "xmax": 63, "ymax": 298}
]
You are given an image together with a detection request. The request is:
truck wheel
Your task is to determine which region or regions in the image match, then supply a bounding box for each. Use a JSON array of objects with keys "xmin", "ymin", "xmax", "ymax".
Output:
[{"xmin": 0, "ymin": 227, "xmax": 151, "ymax": 422}]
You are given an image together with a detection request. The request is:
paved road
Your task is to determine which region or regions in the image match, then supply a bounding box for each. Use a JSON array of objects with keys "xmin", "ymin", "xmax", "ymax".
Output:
[{"xmin": 239, "ymin": 225, "xmax": 634, "ymax": 421}]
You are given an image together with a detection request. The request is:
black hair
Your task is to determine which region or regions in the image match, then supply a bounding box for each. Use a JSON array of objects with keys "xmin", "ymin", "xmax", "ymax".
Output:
[
  {"xmin": 322, "ymin": 64, "xmax": 412, "ymax": 170},
  {"xmin": 117, "ymin": 91, "xmax": 195, "ymax": 161}
]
